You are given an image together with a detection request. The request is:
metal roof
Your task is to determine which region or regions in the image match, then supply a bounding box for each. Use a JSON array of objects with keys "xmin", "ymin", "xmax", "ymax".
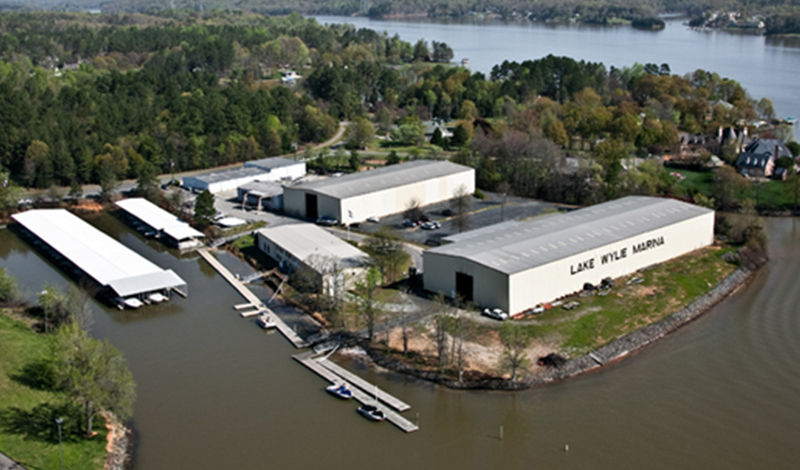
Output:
[
  {"xmin": 243, "ymin": 157, "xmax": 302, "ymax": 170},
  {"xmin": 238, "ymin": 180, "xmax": 284, "ymax": 198},
  {"xmin": 257, "ymin": 224, "xmax": 367, "ymax": 269},
  {"xmin": 186, "ymin": 167, "xmax": 269, "ymax": 184},
  {"xmin": 12, "ymin": 209, "xmax": 187, "ymax": 297},
  {"xmin": 116, "ymin": 198, "xmax": 204, "ymax": 241},
  {"xmin": 426, "ymin": 196, "xmax": 713, "ymax": 275},
  {"xmin": 287, "ymin": 160, "xmax": 473, "ymax": 200}
]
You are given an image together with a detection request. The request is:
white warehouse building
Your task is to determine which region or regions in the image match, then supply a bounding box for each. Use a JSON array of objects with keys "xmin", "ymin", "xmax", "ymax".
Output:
[
  {"xmin": 282, "ymin": 160, "xmax": 475, "ymax": 224},
  {"xmin": 423, "ymin": 196, "xmax": 715, "ymax": 315},
  {"xmin": 182, "ymin": 157, "xmax": 305, "ymax": 193},
  {"xmin": 256, "ymin": 224, "xmax": 368, "ymax": 294}
]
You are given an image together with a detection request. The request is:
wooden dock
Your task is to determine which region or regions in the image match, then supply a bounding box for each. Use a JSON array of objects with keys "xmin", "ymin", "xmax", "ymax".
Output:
[
  {"xmin": 316, "ymin": 358, "xmax": 411, "ymax": 412},
  {"xmin": 197, "ymin": 249, "xmax": 308, "ymax": 348},
  {"xmin": 293, "ymin": 352, "xmax": 419, "ymax": 433}
]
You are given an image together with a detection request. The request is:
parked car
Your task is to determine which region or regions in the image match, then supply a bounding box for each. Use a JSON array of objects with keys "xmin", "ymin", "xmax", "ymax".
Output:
[
  {"xmin": 482, "ymin": 308, "xmax": 508, "ymax": 321},
  {"xmin": 367, "ymin": 216, "xmax": 380, "ymax": 223},
  {"xmin": 442, "ymin": 208, "xmax": 454, "ymax": 216},
  {"xmin": 316, "ymin": 216, "xmax": 338, "ymax": 226},
  {"xmin": 403, "ymin": 220, "xmax": 418, "ymax": 228},
  {"xmin": 421, "ymin": 221, "xmax": 441, "ymax": 230}
]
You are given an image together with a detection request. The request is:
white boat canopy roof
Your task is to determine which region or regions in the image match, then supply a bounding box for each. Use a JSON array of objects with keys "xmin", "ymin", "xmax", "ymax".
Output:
[
  {"xmin": 116, "ymin": 198, "xmax": 204, "ymax": 241},
  {"xmin": 12, "ymin": 209, "xmax": 187, "ymax": 297}
]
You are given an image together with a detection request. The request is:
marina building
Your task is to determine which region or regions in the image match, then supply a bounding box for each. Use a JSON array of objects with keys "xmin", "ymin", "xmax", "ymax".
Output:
[
  {"xmin": 182, "ymin": 157, "xmax": 305, "ymax": 193},
  {"xmin": 423, "ymin": 196, "xmax": 714, "ymax": 315},
  {"xmin": 282, "ymin": 160, "xmax": 475, "ymax": 224},
  {"xmin": 116, "ymin": 198, "xmax": 204, "ymax": 250},
  {"xmin": 12, "ymin": 209, "xmax": 187, "ymax": 308},
  {"xmin": 256, "ymin": 224, "xmax": 368, "ymax": 295}
]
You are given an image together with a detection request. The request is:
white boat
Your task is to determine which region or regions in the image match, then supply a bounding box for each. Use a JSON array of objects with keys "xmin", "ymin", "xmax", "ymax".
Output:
[
  {"xmin": 357, "ymin": 404, "xmax": 386, "ymax": 421},
  {"xmin": 148, "ymin": 292, "xmax": 166, "ymax": 303},
  {"xmin": 326, "ymin": 383, "xmax": 353, "ymax": 399},
  {"xmin": 123, "ymin": 297, "xmax": 143, "ymax": 309},
  {"xmin": 256, "ymin": 313, "xmax": 276, "ymax": 329}
]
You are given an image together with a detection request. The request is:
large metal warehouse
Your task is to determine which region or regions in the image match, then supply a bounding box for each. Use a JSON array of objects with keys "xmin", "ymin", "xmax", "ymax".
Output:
[
  {"xmin": 282, "ymin": 160, "xmax": 475, "ymax": 224},
  {"xmin": 423, "ymin": 196, "xmax": 715, "ymax": 315},
  {"xmin": 182, "ymin": 157, "xmax": 305, "ymax": 193}
]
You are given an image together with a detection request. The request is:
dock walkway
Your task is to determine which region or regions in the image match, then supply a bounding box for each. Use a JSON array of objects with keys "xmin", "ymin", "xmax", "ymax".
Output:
[
  {"xmin": 317, "ymin": 358, "xmax": 411, "ymax": 412},
  {"xmin": 197, "ymin": 248, "xmax": 308, "ymax": 348},
  {"xmin": 293, "ymin": 352, "xmax": 418, "ymax": 433}
]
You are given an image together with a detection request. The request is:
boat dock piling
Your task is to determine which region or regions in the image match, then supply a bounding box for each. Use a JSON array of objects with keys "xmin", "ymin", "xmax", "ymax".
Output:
[
  {"xmin": 197, "ymin": 248, "xmax": 308, "ymax": 348},
  {"xmin": 293, "ymin": 352, "xmax": 419, "ymax": 433}
]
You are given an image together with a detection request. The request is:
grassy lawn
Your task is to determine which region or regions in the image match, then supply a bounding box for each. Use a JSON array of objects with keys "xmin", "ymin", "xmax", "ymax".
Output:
[
  {"xmin": 228, "ymin": 234, "xmax": 277, "ymax": 270},
  {"xmin": 0, "ymin": 312, "xmax": 107, "ymax": 469},
  {"xmin": 672, "ymin": 168, "xmax": 797, "ymax": 211},
  {"xmin": 526, "ymin": 246, "xmax": 737, "ymax": 358}
]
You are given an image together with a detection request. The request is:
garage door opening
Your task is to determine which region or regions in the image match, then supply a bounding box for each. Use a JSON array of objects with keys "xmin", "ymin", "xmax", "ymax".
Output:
[
  {"xmin": 455, "ymin": 272, "xmax": 473, "ymax": 302},
  {"xmin": 305, "ymin": 193, "xmax": 318, "ymax": 220}
]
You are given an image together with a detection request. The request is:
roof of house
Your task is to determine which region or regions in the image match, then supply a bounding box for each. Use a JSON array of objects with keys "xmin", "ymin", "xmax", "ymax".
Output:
[
  {"xmin": 744, "ymin": 139, "xmax": 792, "ymax": 159},
  {"xmin": 12, "ymin": 209, "xmax": 186, "ymax": 297},
  {"xmin": 736, "ymin": 152, "xmax": 773, "ymax": 169},
  {"xmin": 116, "ymin": 198, "xmax": 204, "ymax": 241},
  {"xmin": 257, "ymin": 224, "xmax": 367, "ymax": 270},
  {"xmin": 425, "ymin": 196, "xmax": 713, "ymax": 276},
  {"xmin": 243, "ymin": 157, "xmax": 303, "ymax": 171},
  {"xmin": 286, "ymin": 160, "xmax": 473, "ymax": 200}
]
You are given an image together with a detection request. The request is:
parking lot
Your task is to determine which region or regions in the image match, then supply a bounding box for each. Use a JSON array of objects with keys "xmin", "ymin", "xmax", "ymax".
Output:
[{"xmin": 352, "ymin": 191, "xmax": 563, "ymax": 245}]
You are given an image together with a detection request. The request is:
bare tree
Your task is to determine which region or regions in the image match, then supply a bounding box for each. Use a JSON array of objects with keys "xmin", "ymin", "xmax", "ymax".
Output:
[
  {"xmin": 403, "ymin": 197, "xmax": 424, "ymax": 222},
  {"xmin": 450, "ymin": 184, "xmax": 473, "ymax": 233},
  {"xmin": 499, "ymin": 322, "xmax": 531, "ymax": 381},
  {"xmin": 429, "ymin": 293, "xmax": 453, "ymax": 371}
]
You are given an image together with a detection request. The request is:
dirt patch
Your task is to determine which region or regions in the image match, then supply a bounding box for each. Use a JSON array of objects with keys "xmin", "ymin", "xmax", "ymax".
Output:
[{"xmin": 103, "ymin": 412, "xmax": 132, "ymax": 470}]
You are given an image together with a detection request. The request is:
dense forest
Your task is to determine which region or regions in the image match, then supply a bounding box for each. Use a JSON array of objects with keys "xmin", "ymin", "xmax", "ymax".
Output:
[
  {"xmin": 0, "ymin": 10, "xmax": 784, "ymax": 212},
  {"xmin": 7, "ymin": 0, "xmax": 800, "ymax": 32}
]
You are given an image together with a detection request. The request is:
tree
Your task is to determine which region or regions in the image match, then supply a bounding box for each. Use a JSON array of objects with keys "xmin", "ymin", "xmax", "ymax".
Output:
[
  {"xmin": 0, "ymin": 267, "xmax": 18, "ymax": 305},
  {"xmin": 787, "ymin": 170, "xmax": 800, "ymax": 210},
  {"xmin": 450, "ymin": 184, "xmax": 473, "ymax": 233},
  {"xmin": 403, "ymin": 197, "xmax": 424, "ymax": 222},
  {"xmin": 787, "ymin": 141, "xmax": 800, "ymax": 157},
  {"xmin": 386, "ymin": 150, "xmax": 401, "ymax": 165},
  {"xmin": 431, "ymin": 41, "xmax": 454, "ymax": 63},
  {"xmin": 136, "ymin": 162, "xmax": 160, "ymax": 200},
  {"xmin": 98, "ymin": 165, "xmax": 119, "ymax": 203},
  {"xmin": 68, "ymin": 179, "xmax": 83, "ymax": 204},
  {"xmin": 712, "ymin": 166, "xmax": 747, "ymax": 210},
  {"xmin": 429, "ymin": 293, "xmax": 452, "ymax": 371},
  {"xmin": 756, "ymin": 97, "xmax": 775, "ymax": 121},
  {"xmin": 52, "ymin": 322, "xmax": 136, "ymax": 437},
  {"xmin": 344, "ymin": 117, "xmax": 375, "ymax": 150},
  {"xmin": 194, "ymin": 190, "xmax": 216, "ymax": 227},
  {"xmin": 356, "ymin": 267, "xmax": 383, "ymax": 341},
  {"xmin": 412, "ymin": 39, "xmax": 430, "ymax": 62},
  {"xmin": 362, "ymin": 227, "xmax": 410, "ymax": 283},
  {"xmin": 349, "ymin": 150, "xmax": 361, "ymax": 172},
  {"xmin": 450, "ymin": 124, "xmax": 470, "ymax": 147},
  {"xmin": 499, "ymin": 322, "xmax": 531, "ymax": 381},
  {"xmin": 0, "ymin": 169, "xmax": 23, "ymax": 217}
]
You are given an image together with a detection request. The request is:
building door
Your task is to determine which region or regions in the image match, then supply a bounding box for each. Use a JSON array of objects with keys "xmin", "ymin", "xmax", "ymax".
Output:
[
  {"xmin": 455, "ymin": 272, "xmax": 473, "ymax": 302},
  {"xmin": 305, "ymin": 193, "xmax": 318, "ymax": 220}
]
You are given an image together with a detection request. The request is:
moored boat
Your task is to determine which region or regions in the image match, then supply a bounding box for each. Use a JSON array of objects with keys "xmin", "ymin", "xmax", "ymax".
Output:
[
  {"xmin": 326, "ymin": 383, "xmax": 353, "ymax": 399},
  {"xmin": 357, "ymin": 404, "xmax": 386, "ymax": 421},
  {"xmin": 256, "ymin": 313, "xmax": 276, "ymax": 329}
]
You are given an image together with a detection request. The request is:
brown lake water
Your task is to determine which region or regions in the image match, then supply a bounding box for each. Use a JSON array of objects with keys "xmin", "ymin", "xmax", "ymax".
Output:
[{"xmin": 2, "ymin": 213, "xmax": 800, "ymax": 469}]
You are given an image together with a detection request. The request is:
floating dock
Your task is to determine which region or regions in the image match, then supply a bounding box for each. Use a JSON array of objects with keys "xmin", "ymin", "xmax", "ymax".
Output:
[
  {"xmin": 293, "ymin": 352, "xmax": 419, "ymax": 433},
  {"xmin": 197, "ymin": 248, "xmax": 308, "ymax": 348},
  {"xmin": 316, "ymin": 358, "xmax": 411, "ymax": 412}
]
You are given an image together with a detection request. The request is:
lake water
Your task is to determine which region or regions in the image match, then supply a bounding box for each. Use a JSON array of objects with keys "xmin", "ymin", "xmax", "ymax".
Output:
[
  {"xmin": 313, "ymin": 15, "xmax": 800, "ymax": 121},
  {"xmin": 3, "ymin": 212, "xmax": 800, "ymax": 469}
]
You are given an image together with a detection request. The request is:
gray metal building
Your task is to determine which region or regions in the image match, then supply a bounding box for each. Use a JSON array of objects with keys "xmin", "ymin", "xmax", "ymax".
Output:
[
  {"xmin": 283, "ymin": 160, "xmax": 475, "ymax": 224},
  {"xmin": 423, "ymin": 196, "xmax": 715, "ymax": 315}
]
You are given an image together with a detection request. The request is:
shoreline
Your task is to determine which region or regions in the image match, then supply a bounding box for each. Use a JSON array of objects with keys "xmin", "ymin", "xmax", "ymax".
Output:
[{"xmin": 361, "ymin": 266, "xmax": 756, "ymax": 391}]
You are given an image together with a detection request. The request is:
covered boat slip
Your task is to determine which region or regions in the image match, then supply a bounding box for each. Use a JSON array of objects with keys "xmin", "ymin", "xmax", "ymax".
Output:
[
  {"xmin": 116, "ymin": 198, "xmax": 204, "ymax": 250},
  {"xmin": 12, "ymin": 209, "xmax": 187, "ymax": 305}
]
